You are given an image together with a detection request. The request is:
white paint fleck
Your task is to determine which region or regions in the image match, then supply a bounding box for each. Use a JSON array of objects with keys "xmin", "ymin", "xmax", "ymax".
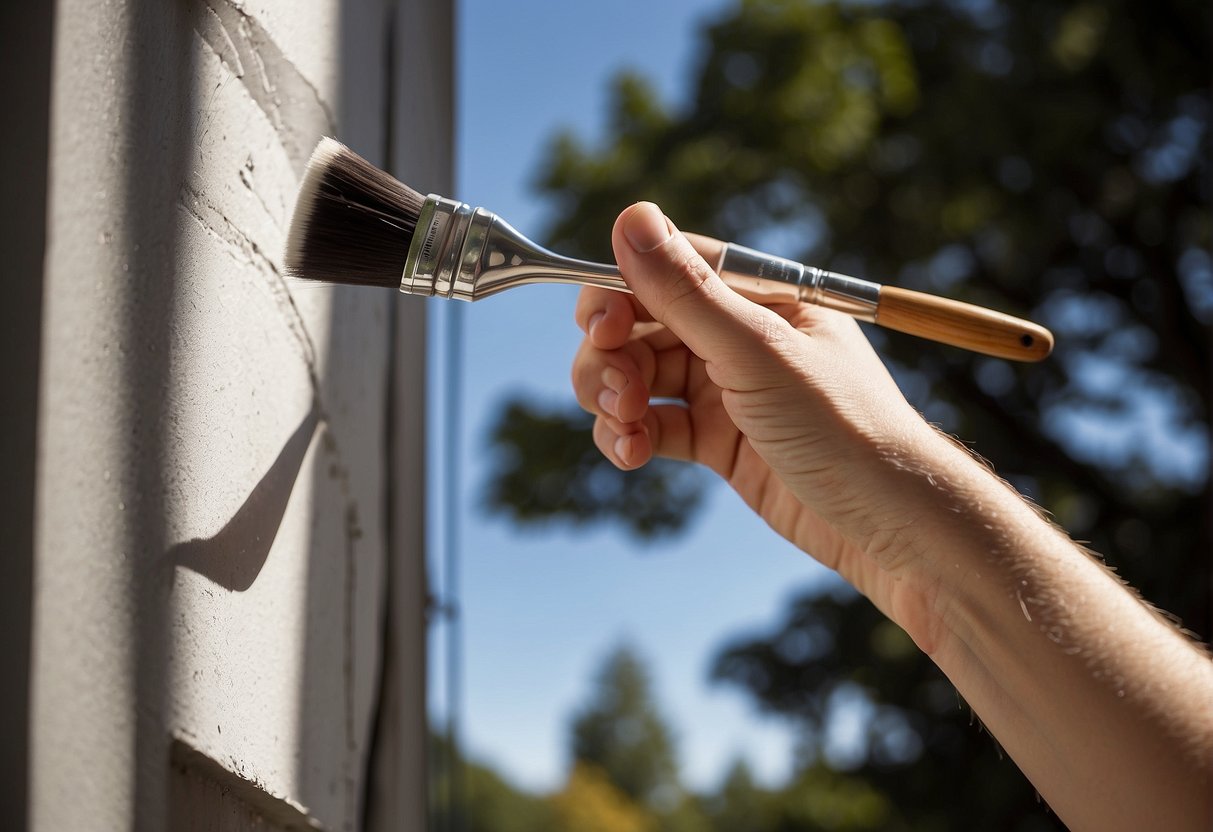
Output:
[{"xmin": 1016, "ymin": 590, "xmax": 1032, "ymax": 622}]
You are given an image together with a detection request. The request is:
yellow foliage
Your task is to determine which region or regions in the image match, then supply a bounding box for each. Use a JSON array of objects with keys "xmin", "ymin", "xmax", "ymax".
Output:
[{"xmin": 547, "ymin": 763, "xmax": 655, "ymax": 832}]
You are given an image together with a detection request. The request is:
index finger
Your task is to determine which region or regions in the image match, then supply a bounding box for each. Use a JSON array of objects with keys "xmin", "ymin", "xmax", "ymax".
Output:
[
  {"xmin": 574, "ymin": 228, "xmax": 742, "ymax": 349},
  {"xmin": 574, "ymin": 286, "xmax": 654, "ymax": 350}
]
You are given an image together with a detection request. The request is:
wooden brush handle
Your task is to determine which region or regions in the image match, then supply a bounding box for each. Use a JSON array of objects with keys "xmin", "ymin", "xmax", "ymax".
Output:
[
  {"xmin": 876, "ymin": 286, "xmax": 1053, "ymax": 362},
  {"xmin": 684, "ymin": 233, "xmax": 1053, "ymax": 361}
]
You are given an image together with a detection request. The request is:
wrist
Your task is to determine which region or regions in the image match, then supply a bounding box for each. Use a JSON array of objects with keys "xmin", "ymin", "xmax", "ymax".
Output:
[
  {"xmin": 851, "ymin": 423, "xmax": 1044, "ymax": 651},
  {"xmin": 847, "ymin": 419, "xmax": 978, "ymax": 568}
]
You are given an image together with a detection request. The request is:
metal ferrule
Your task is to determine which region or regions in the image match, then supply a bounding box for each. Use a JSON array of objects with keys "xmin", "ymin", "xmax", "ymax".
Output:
[
  {"xmin": 715, "ymin": 243, "xmax": 880, "ymax": 322},
  {"xmin": 401, "ymin": 195, "xmax": 880, "ymax": 322},
  {"xmin": 402, "ymin": 195, "xmax": 624, "ymax": 302}
]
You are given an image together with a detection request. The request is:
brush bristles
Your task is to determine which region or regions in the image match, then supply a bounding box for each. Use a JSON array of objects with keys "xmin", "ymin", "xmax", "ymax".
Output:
[{"xmin": 285, "ymin": 137, "xmax": 426, "ymax": 288}]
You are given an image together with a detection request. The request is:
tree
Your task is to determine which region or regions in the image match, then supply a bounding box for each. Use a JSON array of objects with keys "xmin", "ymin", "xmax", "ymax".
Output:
[
  {"xmin": 570, "ymin": 644, "xmax": 682, "ymax": 810},
  {"xmin": 701, "ymin": 759, "xmax": 774, "ymax": 832},
  {"xmin": 712, "ymin": 583, "xmax": 1053, "ymax": 828},
  {"xmin": 490, "ymin": 0, "xmax": 1210, "ymax": 629},
  {"xmin": 485, "ymin": 0, "xmax": 1210, "ymax": 827},
  {"xmin": 485, "ymin": 399, "xmax": 704, "ymax": 539}
]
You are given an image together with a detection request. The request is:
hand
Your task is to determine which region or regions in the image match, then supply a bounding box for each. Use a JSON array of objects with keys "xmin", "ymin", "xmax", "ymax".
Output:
[
  {"xmin": 573, "ymin": 203, "xmax": 1213, "ymax": 832},
  {"xmin": 571, "ymin": 202, "xmax": 959, "ymax": 649}
]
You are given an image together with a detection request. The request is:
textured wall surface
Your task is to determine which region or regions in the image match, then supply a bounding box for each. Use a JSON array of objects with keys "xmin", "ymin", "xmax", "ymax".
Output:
[{"xmin": 29, "ymin": 0, "xmax": 442, "ymax": 829}]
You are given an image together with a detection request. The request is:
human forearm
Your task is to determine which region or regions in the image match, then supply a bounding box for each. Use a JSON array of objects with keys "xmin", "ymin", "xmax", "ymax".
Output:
[
  {"xmin": 898, "ymin": 434, "xmax": 1213, "ymax": 831},
  {"xmin": 573, "ymin": 203, "xmax": 1213, "ymax": 828}
]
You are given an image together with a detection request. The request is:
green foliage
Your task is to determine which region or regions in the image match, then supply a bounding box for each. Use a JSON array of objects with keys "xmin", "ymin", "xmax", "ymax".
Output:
[
  {"xmin": 712, "ymin": 584, "xmax": 1057, "ymax": 828},
  {"xmin": 512, "ymin": 0, "xmax": 1212, "ymax": 622},
  {"xmin": 462, "ymin": 760, "xmax": 556, "ymax": 832},
  {"xmin": 429, "ymin": 730, "xmax": 554, "ymax": 832},
  {"xmin": 771, "ymin": 763, "xmax": 894, "ymax": 831},
  {"xmin": 484, "ymin": 398, "xmax": 705, "ymax": 539},
  {"xmin": 656, "ymin": 798, "xmax": 713, "ymax": 832},
  {"xmin": 481, "ymin": 0, "xmax": 1211, "ymax": 828},
  {"xmin": 570, "ymin": 644, "xmax": 682, "ymax": 809},
  {"xmin": 700, "ymin": 759, "xmax": 776, "ymax": 832},
  {"xmin": 432, "ymin": 645, "xmax": 949, "ymax": 832},
  {"xmin": 431, "ymin": 649, "xmax": 715, "ymax": 832}
]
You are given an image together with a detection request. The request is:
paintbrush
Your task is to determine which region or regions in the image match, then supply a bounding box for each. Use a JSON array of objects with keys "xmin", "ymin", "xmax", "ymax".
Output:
[{"xmin": 285, "ymin": 138, "xmax": 1052, "ymax": 362}]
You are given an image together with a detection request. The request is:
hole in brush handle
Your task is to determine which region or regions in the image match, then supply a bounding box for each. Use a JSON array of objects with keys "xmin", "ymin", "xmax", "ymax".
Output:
[{"xmin": 875, "ymin": 286, "xmax": 1054, "ymax": 362}]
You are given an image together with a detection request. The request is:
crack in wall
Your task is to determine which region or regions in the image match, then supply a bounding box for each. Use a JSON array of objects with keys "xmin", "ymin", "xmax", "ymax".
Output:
[
  {"xmin": 181, "ymin": 3, "xmax": 378, "ymax": 825},
  {"xmin": 315, "ymin": 426, "xmax": 364, "ymax": 832},
  {"xmin": 177, "ymin": 183, "xmax": 366, "ymax": 555},
  {"xmin": 178, "ymin": 184, "xmax": 322, "ymax": 402},
  {"xmin": 239, "ymin": 155, "xmax": 284, "ymax": 232},
  {"xmin": 190, "ymin": 0, "xmax": 336, "ymax": 175},
  {"xmin": 178, "ymin": 176, "xmax": 368, "ymax": 823},
  {"xmin": 183, "ymin": 0, "xmax": 341, "ymax": 443},
  {"xmin": 343, "ymin": 501, "xmax": 361, "ymax": 831}
]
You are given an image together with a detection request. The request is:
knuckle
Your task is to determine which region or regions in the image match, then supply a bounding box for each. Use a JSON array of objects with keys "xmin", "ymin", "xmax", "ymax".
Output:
[
  {"xmin": 575, "ymin": 287, "xmax": 611, "ymax": 332},
  {"xmin": 571, "ymin": 347, "xmax": 600, "ymax": 413},
  {"xmin": 631, "ymin": 341, "xmax": 657, "ymax": 387},
  {"xmin": 591, "ymin": 417, "xmax": 621, "ymax": 465},
  {"xmin": 660, "ymin": 248, "xmax": 721, "ymax": 314},
  {"xmin": 751, "ymin": 308, "xmax": 787, "ymax": 347},
  {"xmin": 612, "ymin": 339, "xmax": 651, "ymax": 386},
  {"xmin": 574, "ymin": 377, "xmax": 601, "ymax": 415},
  {"xmin": 575, "ymin": 387, "xmax": 597, "ymax": 415}
]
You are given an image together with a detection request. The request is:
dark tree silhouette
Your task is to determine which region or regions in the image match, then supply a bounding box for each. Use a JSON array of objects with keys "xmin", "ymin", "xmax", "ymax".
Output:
[{"xmin": 483, "ymin": 0, "xmax": 1211, "ymax": 827}]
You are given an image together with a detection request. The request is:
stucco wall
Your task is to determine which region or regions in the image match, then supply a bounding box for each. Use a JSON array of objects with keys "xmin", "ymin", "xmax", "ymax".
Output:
[{"xmin": 29, "ymin": 0, "xmax": 444, "ymax": 829}]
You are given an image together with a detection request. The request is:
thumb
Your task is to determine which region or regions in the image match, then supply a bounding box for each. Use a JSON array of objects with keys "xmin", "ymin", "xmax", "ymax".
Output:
[{"xmin": 612, "ymin": 202, "xmax": 793, "ymax": 388}]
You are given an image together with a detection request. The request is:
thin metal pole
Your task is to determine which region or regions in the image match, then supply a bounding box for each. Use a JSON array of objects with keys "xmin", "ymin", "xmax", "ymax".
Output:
[{"xmin": 443, "ymin": 299, "xmax": 464, "ymax": 832}]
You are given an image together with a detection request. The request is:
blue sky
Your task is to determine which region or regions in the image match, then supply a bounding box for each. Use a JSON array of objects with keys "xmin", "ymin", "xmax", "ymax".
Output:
[{"xmin": 424, "ymin": 0, "xmax": 844, "ymax": 793}]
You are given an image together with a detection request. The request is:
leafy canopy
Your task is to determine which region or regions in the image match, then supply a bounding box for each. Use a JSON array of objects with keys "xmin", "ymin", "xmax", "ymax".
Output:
[{"xmin": 482, "ymin": 0, "xmax": 1210, "ymax": 828}]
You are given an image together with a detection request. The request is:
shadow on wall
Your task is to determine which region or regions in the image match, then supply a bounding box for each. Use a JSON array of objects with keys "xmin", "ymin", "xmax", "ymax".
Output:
[
  {"xmin": 294, "ymin": 0, "xmax": 395, "ymax": 826},
  {"xmin": 120, "ymin": 0, "xmax": 196, "ymax": 825},
  {"xmin": 170, "ymin": 400, "xmax": 319, "ymax": 591},
  {"xmin": 132, "ymin": 0, "xmax": 336, "ymax": 824}
]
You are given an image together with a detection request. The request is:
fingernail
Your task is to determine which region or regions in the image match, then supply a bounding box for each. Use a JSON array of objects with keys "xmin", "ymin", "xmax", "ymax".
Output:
[
  {"xmin": 623, "ymin": 202, "xmax": 670, "ymax": 253},
  {"xmin": 598, "ymin": 388, "xmax": 619, "ymax": 418},
  {"xmin": 588, "ymin": 311, "xmax": 605, "ymax": 337},
  {"xmin": 614, "ymin": 434, "xmax": 633, "ymax": 465},
  {"xmin": 602, "ymin": 366, "xmax": 627, "ymax": 394}
]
